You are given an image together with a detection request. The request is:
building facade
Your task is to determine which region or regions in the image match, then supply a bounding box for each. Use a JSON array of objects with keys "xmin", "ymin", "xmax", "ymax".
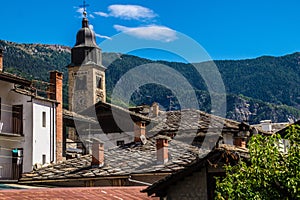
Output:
[{"xmin": 0, "ymin": 50, "xmax": 63, "ymax": 179}]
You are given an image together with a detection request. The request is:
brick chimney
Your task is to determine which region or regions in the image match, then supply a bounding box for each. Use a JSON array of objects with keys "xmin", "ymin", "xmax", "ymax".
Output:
[
  {"xmin": 134, "ymin": 121, "xmax": 146, "ymax": 143},
  {"xmin": 156, "ymin": 137, "xmax": 168, "ymax": 164},
  {"xmin": 233, "ymin": 137, "xmax": 246, "ymax": 148},
  {"xmin": 152, "ymin": 102, "xmax": 159, "ymax": 117},
  {"xmin": 0, "ymin": 49, "xmax": 3, "ymax": 72},
  {"xmin": 49, "ymin": 71, "xmax": 64, "ymax": 162},
  {"xmin": 92, "ymin": 138, "xmax": 104, "ymax": 167}
]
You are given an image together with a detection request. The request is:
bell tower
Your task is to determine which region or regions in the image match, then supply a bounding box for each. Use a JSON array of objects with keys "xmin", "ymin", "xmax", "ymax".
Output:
[{"xmin": 68, "ymin": 8, "xmax": 106, "ymax": 112}]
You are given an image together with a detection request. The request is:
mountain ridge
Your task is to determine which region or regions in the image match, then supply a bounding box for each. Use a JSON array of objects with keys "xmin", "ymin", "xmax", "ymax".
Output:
[{"xmin": 0, "ymin": 39, "xmax": 299, "ymax": 124}]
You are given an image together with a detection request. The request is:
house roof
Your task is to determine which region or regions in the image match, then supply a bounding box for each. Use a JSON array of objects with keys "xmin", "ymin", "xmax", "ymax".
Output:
[
  {"xmin": 0, "ymin": 186, "xmax": 157, "ymax": 200},
  {"xmin": 252, "ymin": 122, "xmax": 290, "ymax": 135},
  {"xmin": 276, "ymin": 119, "xmax": 300, "ymax": 137},
  {"xmin": 20, "ymin": 136, "xmax": 211, "ymax": 183},
  {"xmin": 63, "ymin": 109, "xmax": 98, "ymax": 127},
  {"xmin": 0, "ymin": 72, "xmax": 31, "ymax": 87},
  {"xmin": 149, "ymin": 109, "xmax": 241, "ymax": 134},
  {"xmin": 79, "ymin": 101, "xmax": 152, "ymax": 133},
  {"xmin": 13, "ymin": 87, "xmax": 59, "ymax": 103},
  {"xmin": 142, "ymin": 144, "xmax": 249, "ymax": 197}
]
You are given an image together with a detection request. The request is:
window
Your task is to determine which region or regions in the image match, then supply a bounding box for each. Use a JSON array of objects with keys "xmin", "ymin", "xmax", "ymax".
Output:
[
  {"xmin": 42, "ymin": 112, "xmax": 46, "ymax": 127},
  {"xmin": 85, "ymin": 50, "xmax": 91, "ymax": 61},
  {"xmin": 12, "ymin": 105, "xmax": 23, "ymax": 135},
  {"xmin": 117, "ymin": 140, "xmax": 125, "ymax": 146},
  {"xmin": 96, "ymin": 76, "xmax": 103, "ymax": 89},
  {"xmin": 42, "ymin": 154, "xmax": 46, "ymax": 165}
]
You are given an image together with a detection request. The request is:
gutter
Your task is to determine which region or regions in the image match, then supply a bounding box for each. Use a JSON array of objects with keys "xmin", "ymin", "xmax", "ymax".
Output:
[{"xmin": 128, "ymin": 175, "xmax": 152, "ymax": 186}]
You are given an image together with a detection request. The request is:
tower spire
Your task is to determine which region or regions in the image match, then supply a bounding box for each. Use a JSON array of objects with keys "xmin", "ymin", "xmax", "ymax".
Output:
[
  {"xmin": 80, "ymin": 0, "xmax": 90, "ymax": 28},
  {"xmin": 80, "ymin": 0, "xmax": 90, "ymax": 18}
]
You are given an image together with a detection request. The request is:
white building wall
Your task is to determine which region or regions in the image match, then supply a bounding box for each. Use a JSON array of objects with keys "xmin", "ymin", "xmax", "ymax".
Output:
[
  {"xmin": 0, "ymin": 81, "xmax": 17, "ymax": 134},
  {"xmin": 0, "ymin": 81, "xmax": 32, "ymax": 172},
  {"xmin": 0, "ymin": 79, "xmax": 57, "ymax": 177},
  {"xmin": 32, "ymin": 99, "xmax": 56, "ymax": 166}
]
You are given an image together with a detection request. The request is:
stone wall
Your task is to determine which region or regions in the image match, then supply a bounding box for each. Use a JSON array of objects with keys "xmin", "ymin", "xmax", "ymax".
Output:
[{"xmin": 167, "ymin": 169, "xmax": 207, "ymax": 200}]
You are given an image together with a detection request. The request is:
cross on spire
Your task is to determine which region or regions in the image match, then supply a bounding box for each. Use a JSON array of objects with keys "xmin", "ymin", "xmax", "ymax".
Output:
[{"xmin": 80, "ymin": 0, "xmax": 90, "ymax": 17}]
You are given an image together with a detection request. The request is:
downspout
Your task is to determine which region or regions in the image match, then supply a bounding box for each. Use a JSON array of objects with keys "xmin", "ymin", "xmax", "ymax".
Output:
[{"xmin": 49, "ymin": 102, "xmax": 52, "ymax": 162}]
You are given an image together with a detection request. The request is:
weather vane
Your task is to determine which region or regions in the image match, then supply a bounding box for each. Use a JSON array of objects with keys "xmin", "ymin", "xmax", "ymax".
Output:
[{"xmin": 80, "ymin": 0, "xmax": 90, "ymax": 17}]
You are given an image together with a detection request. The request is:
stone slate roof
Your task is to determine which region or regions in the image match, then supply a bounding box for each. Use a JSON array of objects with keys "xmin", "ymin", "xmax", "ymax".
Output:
[
  {"xmin": 252, "ymin": 122, "xmax": 290, "ymax": 135},
  {"xmin": 142, "ymin": 144, "xmax": 249, "ymax": 197},
  {"xmin": 0, "ymin": 186, "xmax": 157, "ymax": 200},
  {"xmin": 276, "ymin": 120, "xmax": 300, "ymax": 137},
  {"xmin": 149, "ymin": 109, "xmax": 241, "ymax": 134},
  {"xmin": 0, "ymin": 72, "xmax": 31, "ymax": 87},
  {"xmin": 20, "ymin": 136, "xmax": 211, "ymax": 183},
  {"xmin": 82, "ymin": 101, "xmax": 151, "ymax": 122},
  {"xmin": 63, "ymin": 109, "xmax": 98, "ymax": 124},
  {"xmin": 79, "ymin": 101, "xmax": 152, "ymax": 133}
]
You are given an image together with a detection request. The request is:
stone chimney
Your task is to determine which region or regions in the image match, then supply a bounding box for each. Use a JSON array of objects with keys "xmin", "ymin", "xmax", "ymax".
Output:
[
  {"xmin": 156, "ymin": 137, "xmax": 168, "ymax": 164},
  {"xmin": 134, "ymin": 121, "xmax": 146, "ymax": 143},
  {"xmin": 49, "ymin": 71, "xmax": 64, "ymax": 162},
  {"xmin": 92, "ymin": 138, "xmax": 104, "ymax": 167},
  {"xmin": 152, "ymin": 102, "xmax": 159, "ymax": 117},
  {"xmin": 261, "ymin": 120, "xmax": 272, "ymax": 132},
  {"xmin": 0, "ymin": 49, "xmax": 3, "ymax": 72}
]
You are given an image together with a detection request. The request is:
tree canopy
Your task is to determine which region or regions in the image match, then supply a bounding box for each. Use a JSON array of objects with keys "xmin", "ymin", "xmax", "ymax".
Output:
[{"xmin": 215, "ymin": 125, "xmax": 300, "ymax": 199}]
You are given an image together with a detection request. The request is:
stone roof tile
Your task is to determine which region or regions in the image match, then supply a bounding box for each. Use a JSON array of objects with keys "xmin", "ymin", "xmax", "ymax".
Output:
[{"xmin": 20, "ymin": 136, "xmax": 210, "ymax": 182}]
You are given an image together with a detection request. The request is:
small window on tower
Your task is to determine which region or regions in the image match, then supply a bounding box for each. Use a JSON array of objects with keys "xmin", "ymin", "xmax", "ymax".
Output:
[
  {"xmin": 42, "ymin": 154, "xmax": 46, "ymax": 165},
  {"xmin": 96, "ymin": 76, "xmax": 103, "ymax": 89},
  {"xmin": 42, "ymin": 112, "xmax": 46, "ymax": 127},
  {"xmin": 117, "ymin": 140, "xmax": 125, "ymax": 146}
]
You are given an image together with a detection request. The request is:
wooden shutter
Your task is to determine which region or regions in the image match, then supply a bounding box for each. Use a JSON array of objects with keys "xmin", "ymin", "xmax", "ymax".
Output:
[{"xmin": 12, "ymin": 105, "xmax": 23, "ymax": 135}]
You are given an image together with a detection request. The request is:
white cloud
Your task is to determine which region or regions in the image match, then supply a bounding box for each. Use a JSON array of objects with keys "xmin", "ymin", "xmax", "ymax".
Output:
[
  {"xmin": 94, "ymin": 11, "xmax": 109, "ymax": 17},
  {"xmin": 95, "ymin": 5, "xmax": 157, "ymax": 20},
  {"xmin": 114, "ymin": 25, "xmax": 178, "ymax": 42},
  {"xmin": 89, "ymin": 24, "xmax": 94, "ymax": 29},
  {"xmin": 76, "ymin": 7, "xmax": 84, "ymax": 17},
  {"xmin": 76, "ymin": 7, "xmax": 84, "ymax": 14},
  {"xmin": 89, "ymin": 25, "xmax": 112, "ymax": 40},
  {"xmin": 95, "ymin": 33, "xmax": 112, "ymax": 40}
]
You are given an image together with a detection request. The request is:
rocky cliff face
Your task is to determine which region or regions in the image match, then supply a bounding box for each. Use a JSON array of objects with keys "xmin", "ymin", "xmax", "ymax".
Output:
[{"xmin": 227, "ymin": 95, "xmax": 297, "ymax": 124}]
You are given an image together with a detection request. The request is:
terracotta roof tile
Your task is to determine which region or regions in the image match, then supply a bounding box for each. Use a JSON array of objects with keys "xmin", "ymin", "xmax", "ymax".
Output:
[{"xmin": 0, "ymin": 186, "xmax": 157, "ymax": 200}]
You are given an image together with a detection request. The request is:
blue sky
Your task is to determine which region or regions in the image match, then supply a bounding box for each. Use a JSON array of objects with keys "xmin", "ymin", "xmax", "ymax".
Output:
[{"xmin": 0, "ymin": 0, "xmax": 300, "ymax": 62}]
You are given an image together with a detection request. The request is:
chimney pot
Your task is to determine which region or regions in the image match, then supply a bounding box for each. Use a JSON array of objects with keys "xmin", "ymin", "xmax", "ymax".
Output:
[
  {"xmin": 92, "ymin": 138, "xmax": 104, "ymax": 167},
  {"xmin": 134, "ymin": 121, "xmax": 146, "ymax": 143},
  {"xmin": 233, "ymin": 137, "xmax": 246, "ymax": 148},
  {"xmin": 156, "ymin": 138, "xmax": 168, "ymax": 164},
  {"xmin": 152, "ymin": 102, "xmax": 159, "ymax": 117}
]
